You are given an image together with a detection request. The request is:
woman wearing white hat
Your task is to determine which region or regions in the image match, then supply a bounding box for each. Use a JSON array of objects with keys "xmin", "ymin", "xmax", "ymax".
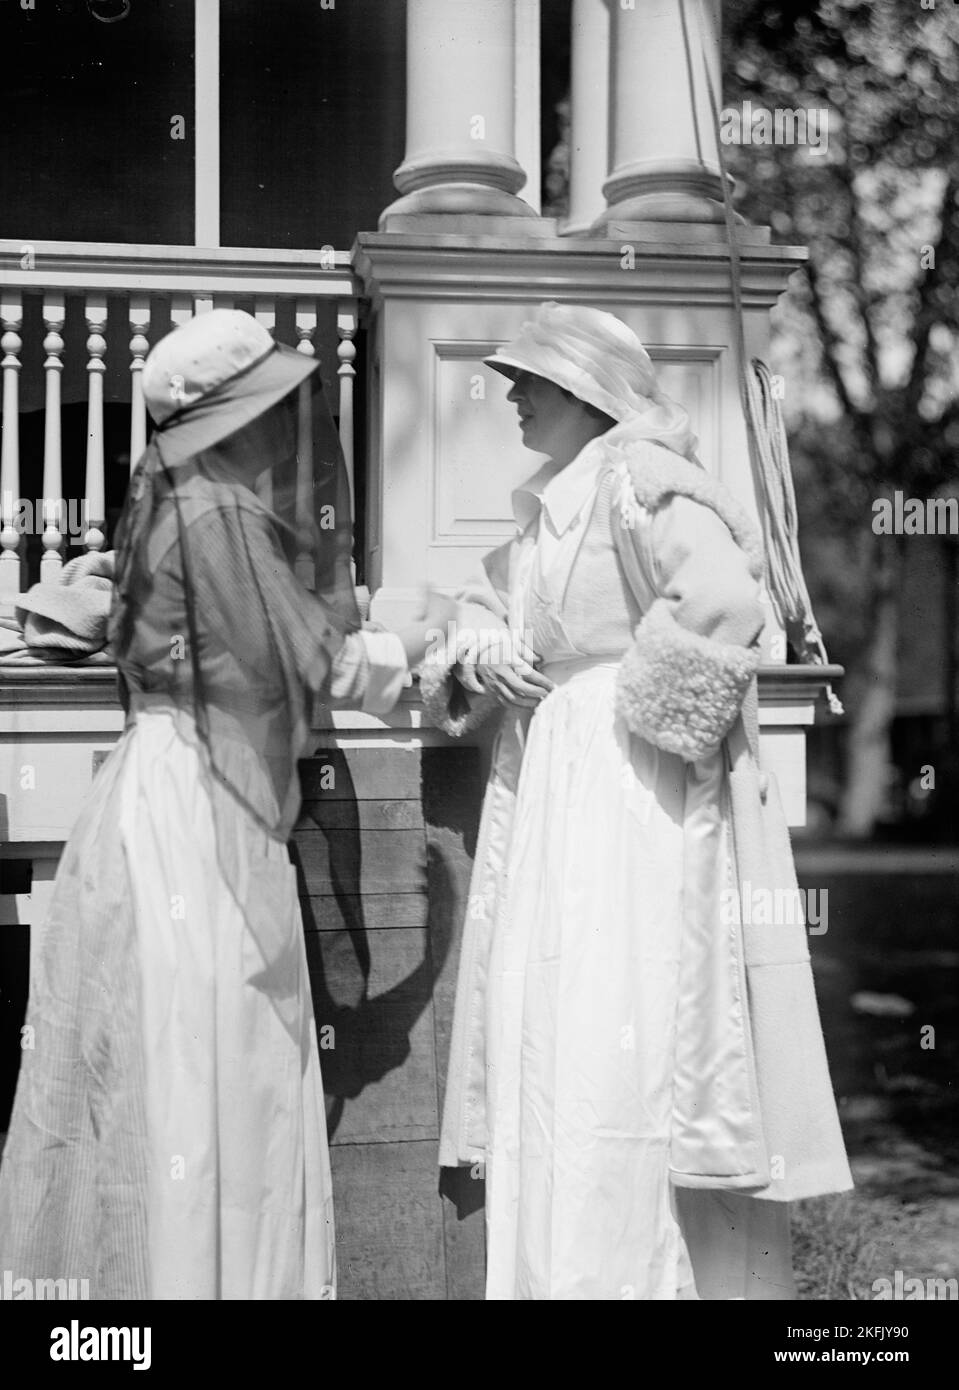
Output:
[
  {"xmin": 0, "ymin": 309, "xmax": 450, "ymax": 1299},
  {"xmin": 426, "ymin": 301, "xmax": 851, "ymax": 1300}
]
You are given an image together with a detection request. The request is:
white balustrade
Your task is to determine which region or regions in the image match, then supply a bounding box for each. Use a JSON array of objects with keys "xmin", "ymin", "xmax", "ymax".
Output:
[
  {"xmin": 41, "ymin": 294, "xmax": 66, "ymax": 580},
  {"xmin": 0, "ymin": 294, "xmax": 23, "ymax": 603},
  {"xmin": 0, "ymin": 241, "xmax": 364, "ymax": 603}
]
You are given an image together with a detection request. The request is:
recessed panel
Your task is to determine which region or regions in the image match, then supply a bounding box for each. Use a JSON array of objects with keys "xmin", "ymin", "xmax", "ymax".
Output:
[{"xmin": 432, "ymin": 343, "xmax": 540, "ymax": 544}]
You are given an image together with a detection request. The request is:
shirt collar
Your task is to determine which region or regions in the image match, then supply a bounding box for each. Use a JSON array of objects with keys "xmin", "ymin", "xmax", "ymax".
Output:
[{"xmin": 511, "ymin": 437, "xmax": 607, "ymax": 536}]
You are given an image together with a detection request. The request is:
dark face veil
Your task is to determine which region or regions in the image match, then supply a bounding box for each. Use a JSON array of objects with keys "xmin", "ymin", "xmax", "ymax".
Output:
[{"xmin": 109, "ymin": 344, "xmax": 360, "ymax": 849}]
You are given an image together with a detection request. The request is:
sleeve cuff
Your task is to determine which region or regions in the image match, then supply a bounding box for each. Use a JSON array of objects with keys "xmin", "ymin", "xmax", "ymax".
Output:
[
  {"xmin": 356, "ymin": 629, "xmax": 411, "ymax": 715},
  {"xmin": 419, "ymin": 651, "xmax": 498, "ymax": 737},
  {"xmin": 615, "ymin": 599, "xmax": 760, "ymax": 761}
]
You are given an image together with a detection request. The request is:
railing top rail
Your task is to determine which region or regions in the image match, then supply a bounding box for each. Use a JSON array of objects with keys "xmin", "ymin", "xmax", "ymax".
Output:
[{"xmin": 0, "ymin": 240, "xmax": 361, "ymax": 299}]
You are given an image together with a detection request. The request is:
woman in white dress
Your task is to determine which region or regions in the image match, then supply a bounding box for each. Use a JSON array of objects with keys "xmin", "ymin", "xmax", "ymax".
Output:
[
  {"xmin": 0, "ymin": 309, "xmax": 449, "ymax": 1299},
  {"xmin": 426, "ymin": 302, "xmax": 852, "ymax": 1300}
]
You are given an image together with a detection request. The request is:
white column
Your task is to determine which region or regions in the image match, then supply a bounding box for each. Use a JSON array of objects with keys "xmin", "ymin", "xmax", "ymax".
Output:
[
  {"xmin": 195, "ymin": 0, "xmax": 220, "ymax": 246},
  {"xmin": 513, "ymin": 0, "xmax": 541, "ymax": 217},
  {"xmin": 564, "ymin": 0, "xmax": 611, "ymax": 235},
  {"xmin": 594, "ymin": 0, "xmax": 725, "ymax": 230},
  {"xmin": 41, "ymin": 295, "xmax": 66, "ymax": 581},
  {"xmin": 380, "ymin": 0, "xmax": 538, "ymax": 226},
  {"xmin": 0, "ymin": 295, "xmax": 23, "ymax": 601}
]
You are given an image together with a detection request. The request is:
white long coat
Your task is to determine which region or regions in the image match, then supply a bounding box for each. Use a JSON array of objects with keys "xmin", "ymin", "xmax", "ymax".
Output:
[{"xmin": 425, "ymin": 439, "xmax": 852, "ymax": 1210}]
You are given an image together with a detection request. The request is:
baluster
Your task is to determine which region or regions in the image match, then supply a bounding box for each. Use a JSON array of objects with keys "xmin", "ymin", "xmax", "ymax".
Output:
[
  {"xmin": 0, "ymin": 294, "xmax": 23, "ymax": 601},
  {"xmin": 170, "ymin": 295, "xmax": 193, "ymax": 330},
  {"xmin": 41, "ymin": 294, "xmax": 66, "ymax": 581},
  {"xmin": 129, "ymin": 295, "xmax": 150, "ymax": 470},
  {"xmin": 166, "ymin": 295, "xmax": 194, "ymax": 416},
  {"xmin": 336, "ymin": 301, "xmax": 357, "ymax": 525},
  {"xmin": 253, "ymin": 299, "xmax": 276, "ymax": 511},
  {"xmin": 83, "ymin": 297, "xmax": 108, "ymax": 554},
  {"xmin": 254, "ymin": 299, "xmax": 276, "ymax": 339},
  {"xmin": 294, "ymin": 300, "xmax": 317, "ymax": 589},
  {"xmin": 295, "ymin": 301, "xmax": 316, "ymax": 358}
]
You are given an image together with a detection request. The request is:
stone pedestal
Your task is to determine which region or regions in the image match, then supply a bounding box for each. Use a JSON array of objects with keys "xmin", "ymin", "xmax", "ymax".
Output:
[{"xmin": 353, "ymin": 230, "xmax": 806, "ymax": 643}]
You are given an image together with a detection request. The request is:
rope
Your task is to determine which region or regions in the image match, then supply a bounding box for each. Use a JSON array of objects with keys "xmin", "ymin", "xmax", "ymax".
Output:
[{"xmin": 684, "ymin": 0, "xmax": 843, "ymax": 715}]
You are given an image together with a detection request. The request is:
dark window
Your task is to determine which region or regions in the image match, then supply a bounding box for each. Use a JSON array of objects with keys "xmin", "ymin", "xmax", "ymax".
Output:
[
  {"xmin": 0, "ymin": 0, "xmax": 195, "ymax": 244},
  {"xmin": 219, "ymin": 0, "xmax": 407, "ymax": 250}
]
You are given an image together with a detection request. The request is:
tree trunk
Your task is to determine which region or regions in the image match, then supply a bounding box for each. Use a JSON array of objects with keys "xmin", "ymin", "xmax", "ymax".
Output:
[{"xmin": 836, "ymin": 539, "xmax": 902, "ymax": 838}]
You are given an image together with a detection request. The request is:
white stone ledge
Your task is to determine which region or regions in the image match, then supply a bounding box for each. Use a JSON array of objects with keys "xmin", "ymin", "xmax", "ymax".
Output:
[
  {"xmin": 0, "ymin": 665, "xmax": 840, "ymax": 838},
  {"xmin": 353, "ymin": 231, "xmax": 808, "ymax": 310},
  {"xmin": 0, "ymin": 664, "xmax": 842, "ymax": 728},
  {"xmin": 0, "ymin": 239, "xmax": 360, "ymax": 299}
]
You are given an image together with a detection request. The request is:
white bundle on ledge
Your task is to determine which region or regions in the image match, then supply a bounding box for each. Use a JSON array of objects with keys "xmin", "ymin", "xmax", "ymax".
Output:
[{"xmin": 0, "ymin": 551, "xmax": 116, "ymax": 665}]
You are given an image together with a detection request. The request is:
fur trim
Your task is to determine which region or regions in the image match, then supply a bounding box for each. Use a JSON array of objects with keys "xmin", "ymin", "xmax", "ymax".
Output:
[
  {"xmin": 607, "ymin": 439, "xmax": 765, "ymax": 581},
  {"xmin": 616, "ymin": 599, "xmax": 760, "ymax": 761},
  {"xmin": 418, "ymin": 656, "xmax": 498, "ymax": 738}
]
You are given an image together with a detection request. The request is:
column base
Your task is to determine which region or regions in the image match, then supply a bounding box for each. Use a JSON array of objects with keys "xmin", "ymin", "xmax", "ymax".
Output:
[
  {"xmin": 593, "ymin": 193, "xmax": 732, "ymax": 230},
  {"xmin": 594, "ymin": 159, "xmax": 735, "ymax": 232},
  {"xmin": 380, "ymin": 183, "xmax": 543, "ymax": 230}
]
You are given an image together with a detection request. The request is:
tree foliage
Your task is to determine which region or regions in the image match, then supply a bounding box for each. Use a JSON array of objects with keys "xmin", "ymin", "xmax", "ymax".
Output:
[
  {"xmin": 725, "ymin": 0, "xmax": 959, "ymax": 457},
  {"xmin": 722, "ymin": 0, "xmax": 959, "ymax": 831}
]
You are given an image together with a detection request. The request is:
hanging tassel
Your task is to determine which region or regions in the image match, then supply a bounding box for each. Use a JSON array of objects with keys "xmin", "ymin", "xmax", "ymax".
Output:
[{"xmin": 615, "ymin": 462, "xmax": 638, "ymax": 530}]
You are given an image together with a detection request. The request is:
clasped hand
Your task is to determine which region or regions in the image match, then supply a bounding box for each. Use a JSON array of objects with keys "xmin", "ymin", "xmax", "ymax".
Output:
[{"xmin": 462, "ymin": 636, "xmax": 553, "ymax": 709}]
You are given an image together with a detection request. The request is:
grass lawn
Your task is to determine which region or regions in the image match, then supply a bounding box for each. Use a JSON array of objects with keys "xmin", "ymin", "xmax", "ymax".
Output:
[{"xmin": 792, "ymin": 851, "xmax": 959, "ymax": 1300}]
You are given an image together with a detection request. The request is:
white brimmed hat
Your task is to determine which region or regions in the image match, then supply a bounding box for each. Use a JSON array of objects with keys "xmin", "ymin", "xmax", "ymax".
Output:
[
  {"xmin": 485, "ymin": 301, "xmax": 698, "ymax": 460},
  {"xmin": 15, "ymin": 550, "xmax": 115, "ymax": 654},
  {"xmin": 142, "ymin": 309, "xmax": 319, "ymax": 466}
]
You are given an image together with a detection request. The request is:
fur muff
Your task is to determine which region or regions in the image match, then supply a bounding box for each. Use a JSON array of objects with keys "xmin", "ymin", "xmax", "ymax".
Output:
[
  {"xmin": 418, "ymin": 656, "xmax": 498, "ymax": 738},
  {"xmin": 616, "ymin": 599, "xmax": 760, "ymax": 761}
]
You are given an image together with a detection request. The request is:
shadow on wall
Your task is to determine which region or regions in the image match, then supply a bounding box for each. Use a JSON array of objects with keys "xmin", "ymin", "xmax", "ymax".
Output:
[{"xmin": 292, "ymin": 742, "xmax": 469, "ymax": 1143}]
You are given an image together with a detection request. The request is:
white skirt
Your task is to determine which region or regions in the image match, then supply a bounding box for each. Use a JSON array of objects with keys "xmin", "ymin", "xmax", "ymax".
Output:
[
  {"xmin": 483, "ymin": 659, "xmax": 699, "ymax": 1300},
  {"xmin": 0, "ymin": 706, "xmax": 334, "ymax": 1299}
]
